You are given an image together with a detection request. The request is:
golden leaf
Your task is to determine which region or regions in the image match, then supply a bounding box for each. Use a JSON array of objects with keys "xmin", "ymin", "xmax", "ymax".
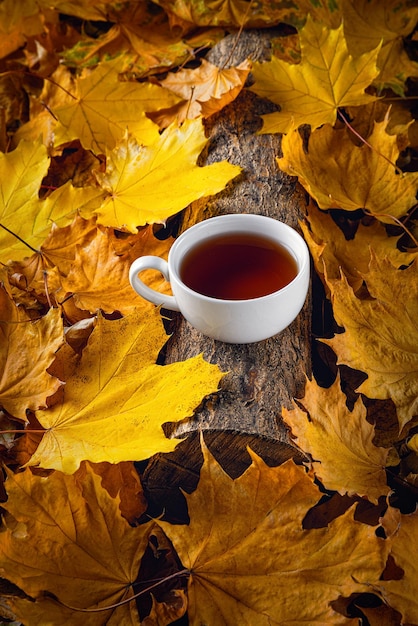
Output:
[
  {"xmin": 0, "ymin": 463, "xmax": 150, "ymax": 624},
  {"xmin": 379, "ymin": 508, "xmax": 418, "ymax": 625},
  {"xmin": 323, "ymin": 255, "xmax": 418, "ymax": 432},
  {"xmin": 277, "ymin": 120, "xmax": 418, "ymax": 220},
  {"xmin": 0, "ymin": 285, "xmax": 64, "ymax": 419},
  {"xmin": 0, "ymin": 138, "xmax": 104, "ymax": 264},
  {"xmin": 60, "ymin": 225, "xmax": 172, "ymax": 314},
  {"xmin": 158, "ymin": 439, "xmax": 389, "ymax": 625},
  {"xmin": 282, "ymin": 374, "xmax": 390, "ymax": 504},
  {"xmin": 301, "ymin": 204, "xmax": 417, "ymax": 293},
  {"xmin": 91, "ymin": 120, "xmax": 242, "ymax": 230},
  {"xmin": 51, "ymin": 58, "xmax": 180, "ymax": 152},
  {"xmin": 27, "ymin": 307, "xmax": 223, "ymax": 473},
  {"xmin": 250, "ymin": 15, "xmax": 380, "ymax": 133},
  {"xmin": 342, "ymin": 0, "xmax": 418, "ymax": 95}
]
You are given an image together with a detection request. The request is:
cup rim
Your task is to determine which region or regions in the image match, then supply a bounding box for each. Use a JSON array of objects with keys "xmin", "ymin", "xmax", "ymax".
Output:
[{"xmin": 168, "ymin": 214, "xmax": 310, "ymax": 304}]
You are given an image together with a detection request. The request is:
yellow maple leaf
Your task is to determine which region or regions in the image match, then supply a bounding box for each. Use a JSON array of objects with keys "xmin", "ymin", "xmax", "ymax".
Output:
[
  {"xmin": 0, "ymin": 463, "xmax": 152, "ymax": 624},
  {"xmin": 282, "ymin": 374, "xmax": 390, "ymax": 504},
  {"xmin": 250, "ymin": 15, "xmax": 380, "ymax": 133},
  {"xmin": 90, "ymin": 120, "xmax": 242, "ymax": 230},
  {"xmin": 342, "ymin": 0, "xmax": 418, "ymax": 96},
  {"xmin": 0, "ymin": 285, "xmax": 64, "ymax": 420},
  {"xmin": 26, "ymin": 306, "xmax": 223, "ymax": 473},
  {"xmin": 277, "ymin": 120, "xmax": 418, "ymax": 220},
  {"xmin": 301, "ymin": 204, "xmax": 417, "ymax": 293},
  {"xmin": 51, "ymin": 58, "xmax": 180, "ymax": 152},
  {"xmin": 323, "ymin": 254, "xmax": 418, "ymax": 433},
  {"xmin": 0, "ymin": 139, "xmax": 104, "ymax": 264},
  {"xmin": 158, "ymin": 439, "xmax": 389, "ymax": 625}
]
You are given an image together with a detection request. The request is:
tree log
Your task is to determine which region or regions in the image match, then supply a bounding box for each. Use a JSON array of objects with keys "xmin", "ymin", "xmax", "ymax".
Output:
[{"xmin": 142, "ymin": 31, "xmax": 312, "ymax": 512}]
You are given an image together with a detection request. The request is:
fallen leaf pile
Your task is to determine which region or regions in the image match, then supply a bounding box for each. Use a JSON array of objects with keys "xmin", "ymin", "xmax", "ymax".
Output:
[{"xmin": 0, "ymin": 1, "xmax": 417, "ymax": 625}]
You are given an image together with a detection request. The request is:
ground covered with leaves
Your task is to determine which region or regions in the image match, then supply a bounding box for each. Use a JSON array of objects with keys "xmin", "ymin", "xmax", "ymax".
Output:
[{"xmin": 0, "ymin": 0, "xmax": 417, "ymax": 625}]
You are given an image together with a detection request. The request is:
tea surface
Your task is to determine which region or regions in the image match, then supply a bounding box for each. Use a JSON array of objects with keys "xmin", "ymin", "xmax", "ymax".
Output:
[{"xmin": 180, "ymin": 232, "xmax": 298, "ymax": 300}]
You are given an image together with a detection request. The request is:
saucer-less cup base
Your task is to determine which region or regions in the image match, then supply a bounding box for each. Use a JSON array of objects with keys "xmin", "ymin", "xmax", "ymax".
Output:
[{"xmin": 129, "ymin": 214, "xmax": 310, "ymax": 344}]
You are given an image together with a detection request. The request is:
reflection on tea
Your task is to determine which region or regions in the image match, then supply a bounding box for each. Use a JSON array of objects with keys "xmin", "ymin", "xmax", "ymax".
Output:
[{"xmin": 180, "ymin": 232, "xmax": 298, "ymax": 300}]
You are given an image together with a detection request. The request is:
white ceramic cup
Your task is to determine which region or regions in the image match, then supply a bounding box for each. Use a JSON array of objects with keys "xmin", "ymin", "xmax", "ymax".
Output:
[{"xmin": 129, "ymin": 214, "xmax": 310, "ymax": 343}]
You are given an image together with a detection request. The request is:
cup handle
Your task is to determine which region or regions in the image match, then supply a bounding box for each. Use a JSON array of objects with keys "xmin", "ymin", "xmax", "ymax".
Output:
[{"xmin": 129, "ymin": 256, "xmax": 180, "ymax": 312}]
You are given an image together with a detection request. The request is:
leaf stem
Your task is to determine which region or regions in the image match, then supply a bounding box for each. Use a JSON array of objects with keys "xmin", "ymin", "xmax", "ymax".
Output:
[
  {"xmin": 363, "ymin": 209, "xmax": 418, "ymax": 247},
  {"xmin": 221, "ymin": 0, "xmax": 254, "ymax": 70},
  {"xmin": 337, "ymin": 109, "xmax": 403, "ymax": 176},
  {"xmin": 0, "ymin": 223, "xmax": 40, "ymax": 254},
  {"xmin": 49, "ymin": 568, "xmax": 190, "ymax": 613}
]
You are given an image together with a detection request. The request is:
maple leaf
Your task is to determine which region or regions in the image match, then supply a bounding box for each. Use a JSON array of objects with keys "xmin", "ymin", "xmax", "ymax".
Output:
[
  {"xmin": 323, "ymin": 254, "xmax": 418, "ymax": 433},
  {"xmin": 378, "ymin": 508, "xmax": 418, "ymax": 625},
  {"xmin": 277, "ymin": 119, "xmax": 418, "ymax": 220},
  {"xmin": 26, "ymin": 306, "xmax": 224, "ymax": 473},
  {"xmin": 342, "ymin": 0, "xmax": 418, "ymax": 96},
  {"xmin": 51, "ymin": 58, "xmax": 180, "ymax": 153},
  {"xmin": 151, "ymin": 59, "xmax": 251, "ymax": 125},
  {"xmin": 59, "ymin": 224, "xmax": 172, "ymax": 314},
  {"xmin": 158, "ymin": 439, "xmax": 389, "ymax": 625},
  {"xmin": 0, "ymin": 138, "xmax": 49, "ymax": 262},
  {"xmin": 282, "ymin": 374, "xmax": 390, "ymax": 504},
  {"xmin": 250, "ymin": 15, "xmax": 380, "ymax": 133},
  {"xmin": 0, "ymin": 284, "xmax": 64, "ymax": 420},
  {"xmin": 0, "ymin": 462, "xmax": 153, "ymax": 625},
  {"xmin": 0, "ymin": 138, "xmax": 104, "ymax": 265},
  {"xmin": 301, "ymin": 204, "xmax": 417, "ymax": 293},
  {"xmin": 90, "ymin": 120, "xmax": 242, "ymax": 230}
]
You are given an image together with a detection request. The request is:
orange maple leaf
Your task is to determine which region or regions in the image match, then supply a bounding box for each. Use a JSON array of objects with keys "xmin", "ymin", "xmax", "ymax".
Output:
[
  {"xmin": 158, "ymin": 439, "xmax": 389, "ymax": 625},
  {"xmin": 0, "ymin": 462, "xmax": 185, "ymax": 624}
]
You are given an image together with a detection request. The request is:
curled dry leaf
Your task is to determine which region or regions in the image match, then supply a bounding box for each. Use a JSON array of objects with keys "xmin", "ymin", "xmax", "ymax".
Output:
[
  {"xmin": 151, "ymin": 58, "xmax": 251, "ymax": 126},
  {"xmin": 282, "ymin": 374, "xmax": 390, "ymax": 504},
  {"xmin": 158, "ymin": 439, "xmax": 389, "ymax": 625}
]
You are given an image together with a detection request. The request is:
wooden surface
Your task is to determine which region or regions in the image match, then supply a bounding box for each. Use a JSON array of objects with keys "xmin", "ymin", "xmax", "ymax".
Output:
[{"xmin": 142, "ymin": 31, "xmax": 312, "ymax": 512}]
